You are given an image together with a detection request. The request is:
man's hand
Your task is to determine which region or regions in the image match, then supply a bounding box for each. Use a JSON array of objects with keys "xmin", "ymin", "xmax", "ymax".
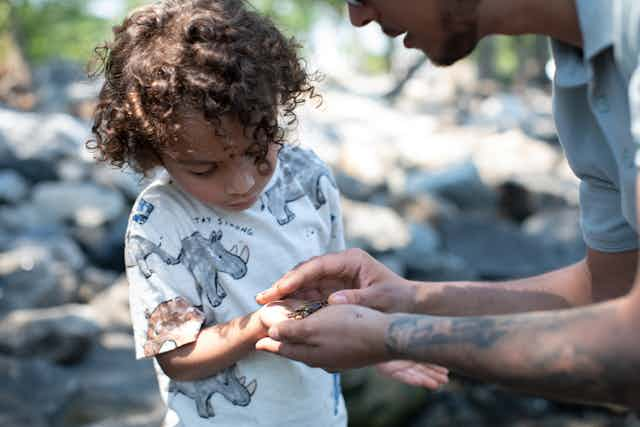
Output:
[
  {"xmin": 375, "ymin": 360, "xmax": 449, "ymax": 390},
  {"xmin": 256, "ymin": 249, "xmax": 418, "ymax": 313},
  {"xmin": 256, "ymin": 304, "xmax": 391, "ymax": 371}
]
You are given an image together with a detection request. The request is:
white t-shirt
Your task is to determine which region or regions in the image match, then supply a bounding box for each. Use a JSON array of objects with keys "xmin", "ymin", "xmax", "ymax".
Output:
[{"xmin": 125, "ymin": 145, "xmax": 347, "ymax": 427}]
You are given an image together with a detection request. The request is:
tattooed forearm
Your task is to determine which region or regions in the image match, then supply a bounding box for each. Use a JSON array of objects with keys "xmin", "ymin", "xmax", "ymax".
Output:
[{"xmin": 385, "ymin": 303, "xmax": 640, "ymax": 409}]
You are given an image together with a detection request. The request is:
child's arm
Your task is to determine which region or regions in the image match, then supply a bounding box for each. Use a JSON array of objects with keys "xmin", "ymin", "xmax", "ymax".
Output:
[
  {"xmin": 156, "ymin": 302, "xmax": 296, "ymax": 381},
  {"xmin": 156, "ymin": 310, "xmax": 265, "ymax": 381}
]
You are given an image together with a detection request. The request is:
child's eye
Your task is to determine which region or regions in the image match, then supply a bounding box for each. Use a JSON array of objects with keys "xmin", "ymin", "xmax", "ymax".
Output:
[{"xmin": 190, "ymin": 166, "xmax": 217, "ymax": 177}]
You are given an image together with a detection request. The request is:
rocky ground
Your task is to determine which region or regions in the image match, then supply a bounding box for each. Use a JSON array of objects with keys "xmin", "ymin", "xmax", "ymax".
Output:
[{"xmin": 0, "ymin": 60, "xmax": 637, "ymax": 427}]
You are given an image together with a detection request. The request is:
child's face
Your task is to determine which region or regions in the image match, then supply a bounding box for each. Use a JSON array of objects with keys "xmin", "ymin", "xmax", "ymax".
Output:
[{"xmin": 160, "ymin": 114, "xmax": 278, "ymax": 212}]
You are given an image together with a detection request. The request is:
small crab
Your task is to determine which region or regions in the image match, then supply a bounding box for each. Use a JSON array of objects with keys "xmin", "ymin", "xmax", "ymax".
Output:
[{"xmin": 287, "ymin": 300, "xmax": 328, "ymax": 320}]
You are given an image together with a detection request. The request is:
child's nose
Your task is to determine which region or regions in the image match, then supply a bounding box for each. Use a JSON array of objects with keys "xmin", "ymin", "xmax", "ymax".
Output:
[{"xmin": 225, "ymin": 168, "xmax": 256, "ymax": 196}]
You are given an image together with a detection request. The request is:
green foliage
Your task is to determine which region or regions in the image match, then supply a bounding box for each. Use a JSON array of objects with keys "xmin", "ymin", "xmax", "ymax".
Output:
[
  {"xmin": 249, "ymin": 0, "xmax": 344, "ymax": 36},
  {"xmin": 11, "ymin": 0, "xmax": 111, "ymax": 64}
]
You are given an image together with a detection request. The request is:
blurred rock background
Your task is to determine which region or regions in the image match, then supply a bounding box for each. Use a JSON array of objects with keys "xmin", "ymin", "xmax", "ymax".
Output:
[{"xmin": 0, "ymin": 1, "xmax": 638, "ymax": 426}]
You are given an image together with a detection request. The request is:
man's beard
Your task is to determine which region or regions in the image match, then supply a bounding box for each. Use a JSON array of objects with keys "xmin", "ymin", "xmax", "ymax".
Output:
[
  {"xmin": 430, "ymin": 31, "xmax": 479, "ymax": 66},
  {"xmin": 429, "ymin": 0, "xmax": 480, "ymax": 66}
]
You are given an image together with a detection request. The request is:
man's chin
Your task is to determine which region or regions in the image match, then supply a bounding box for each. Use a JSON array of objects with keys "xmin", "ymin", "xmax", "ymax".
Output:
[{"xmin": 425, "ymin": 40, "xmax": 478, "ymax": 67}]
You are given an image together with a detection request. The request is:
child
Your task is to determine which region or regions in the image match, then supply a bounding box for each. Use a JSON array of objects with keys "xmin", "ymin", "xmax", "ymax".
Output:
[{"xmin": 88, "ymin": 0, "xmax": 347, "ymax": 425}]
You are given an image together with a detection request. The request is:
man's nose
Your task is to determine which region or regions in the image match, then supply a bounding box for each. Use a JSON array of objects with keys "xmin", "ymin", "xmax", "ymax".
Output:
[
  {"xmin": 225, "ymin": 167, "xmax": 256, "ymax": 196},
  {"xmin": 348, "ymin": 4, "xmax": 377, "ymax": 27}
]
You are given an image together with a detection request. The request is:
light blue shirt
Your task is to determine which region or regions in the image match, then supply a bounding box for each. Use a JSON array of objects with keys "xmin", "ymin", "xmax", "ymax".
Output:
[{"xmin": 551, "ymin": 0, "xmax": 640, "ymax": 252}]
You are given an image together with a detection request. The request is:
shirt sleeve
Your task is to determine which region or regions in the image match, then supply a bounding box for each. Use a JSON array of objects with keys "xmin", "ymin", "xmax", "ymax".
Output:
[
  {"xmin": 322, "ymin": 168, "xmax": 346, "ymax": 253},
  {"xmin": 125, "ymin": 214, "xmax": 206, "ymax": 360}
]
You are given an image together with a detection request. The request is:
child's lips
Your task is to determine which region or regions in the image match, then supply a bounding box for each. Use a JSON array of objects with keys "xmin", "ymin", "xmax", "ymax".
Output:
[{"xmin": 227, "ymin": 193, "xmax": 258, "ymax": 208}]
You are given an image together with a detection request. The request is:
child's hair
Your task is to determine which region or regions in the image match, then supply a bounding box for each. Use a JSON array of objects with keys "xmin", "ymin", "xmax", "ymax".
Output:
[{"xmin": 88, "ymin": 0, "xmax": 319, "ymax": 174}]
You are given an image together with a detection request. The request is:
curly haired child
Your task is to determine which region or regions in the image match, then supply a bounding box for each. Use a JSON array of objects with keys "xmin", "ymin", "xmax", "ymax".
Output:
[{"xmin": 88, "ymin": 0, "xmax": 348, "ymax": 425}]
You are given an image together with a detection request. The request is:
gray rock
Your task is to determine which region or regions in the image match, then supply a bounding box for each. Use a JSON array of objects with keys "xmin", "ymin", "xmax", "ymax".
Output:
[
  {"xmin": 0, "ymin": 156, "xmax": 59, "ymax": 184},
  {"xmin": 398, "ymin": 222, "xmax": 441, "ymax": 268},
  {"xmin": 438, "ymin": 215, "xmax": 580, "ymax": 280},
  {"xmin": 0, "ymin": 170, "xmax": 29, "ymax": 204},
  {"xmin": 0, "ymin": 237, "xmax": 84, "ymax": 315},
  {"xmin": 72, "ymin": 214, "xmax": 128, "ymax": 271},
  {"xmin": 0, "ymin": 355, "xmax": 80, "ymax": 422},
  {"xmin": 342, "ymin": 198, "xmax": 411, "ymax": 252},
  {"xmin": 376, "ymin": 253, "xmax": 407, "ymax": 277},
  {"xmin": 0, "ymin": 107, "xmax": 89, "ymax": 161},
  {"xmin": 90, "ymin": 276, "xmax": 132, "ymax": 333},
  {"xmin": 60, "ymin": 333, "xmax": 163, "ymax": 427},
  {"xmin": 0, "ymin": 201, "xmax": 58, "ymax": 232},
  {"xmin": 77, "ymin": 267, "xmax": 120, "ymax": 303},
  {"xmin": 334, "ymin": 170, "xmax": 380, "ymax": 202},
  {"xmin": 394, "ymin": 162, "xmax": 497, "ymax": 210},
  {"xmin": 0, "ymin": 304, "xmax": 101, "ymax": 364},
  {"xmin": 92, "ymin": 165, "xmax": 146, "ymax": 202},
  {"xmin": 57, "ymin": 157, "xmax": 91, "ymax": 182},
  {"xmin": 32, "ymin": 181, "xmax": 125, "ymax": 227}
]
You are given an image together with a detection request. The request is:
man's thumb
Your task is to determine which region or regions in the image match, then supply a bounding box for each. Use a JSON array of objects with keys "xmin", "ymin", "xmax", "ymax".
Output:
[{"xmin": 329, "ymin": 288, "xmax": 376, "ymax": 306}]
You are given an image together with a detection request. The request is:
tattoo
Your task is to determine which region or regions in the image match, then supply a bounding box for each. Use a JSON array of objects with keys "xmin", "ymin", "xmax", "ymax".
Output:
[{"xmin": 385, "ymin": 305, "xmax": 640, "ymax": 409}]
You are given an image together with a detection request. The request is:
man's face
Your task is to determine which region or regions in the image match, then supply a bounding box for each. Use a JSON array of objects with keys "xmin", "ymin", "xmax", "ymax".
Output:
[{"xmin": 347, "ymin": 0, "xmax": 481, "ymax": 66}]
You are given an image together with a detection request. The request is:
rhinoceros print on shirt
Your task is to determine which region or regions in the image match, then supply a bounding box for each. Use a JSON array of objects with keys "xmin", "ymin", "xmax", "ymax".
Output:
[
  {"xmin": 126, "ymin": 229, "xmax": 249, "ymax": 307},
  {"xmin": 263, "ymin": 147, "xmax": 336, "ymax": 225}
]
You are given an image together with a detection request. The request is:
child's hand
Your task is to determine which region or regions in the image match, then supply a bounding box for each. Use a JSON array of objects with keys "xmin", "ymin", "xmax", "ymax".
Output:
[
  {"xmin": 259, "ymin": 299, "xmax": 311, "ymax": 331},
  {"xmin": 375, "ymin": 360, "xmax": 449, "ymax": 390}
]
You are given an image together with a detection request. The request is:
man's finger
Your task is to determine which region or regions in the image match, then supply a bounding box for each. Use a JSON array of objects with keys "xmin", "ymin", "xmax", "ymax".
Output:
[
  {"xmin": 257, "ymin": 251, "xmax": 358, "ymax": 304},
  {"xmin": 256, "ymin": 338, "xmax": 319, "ymax": 365},
  {"xmin": 268, "ymin": 319, "xmax": 313, "ymax": 344}
]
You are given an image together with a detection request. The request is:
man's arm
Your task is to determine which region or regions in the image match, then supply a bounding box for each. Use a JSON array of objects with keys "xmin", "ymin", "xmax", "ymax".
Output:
[
  {"xmin": 386, "ymin": 287, "xmax": 640, "ymax": 408},
  {"xmin": 258, "ymin": 247, "xmax": 637, "ymax": 317},
  {"xmin": 412, "ymin": 248, "xmax": 637, "ymax": 316}
]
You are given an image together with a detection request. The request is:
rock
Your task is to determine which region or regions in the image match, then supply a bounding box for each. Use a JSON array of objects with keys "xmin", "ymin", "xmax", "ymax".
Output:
[
  {"xmin": 471, "ymin": 92, "xmax": 530, "ymax": 131},
  {"xmin": 521, "ymin": 112, "xmax": 558, "ymax": 143},
  {"xmin": 338, "ymin": 139, "xmax": 397, "ymax": 188},
  {"xmin": 72, "ymin": 214, "xmax": 128, "ymax": 271},
  {"xmin": 60, "ymin": 333, "xmax": 163, "ymax": 427},
  {"xmin": 342, "ymin": 198, "xmax": 411, "ymax": 252},
  {"xmin": 0, "ymin": 236, "xmax": 84, "ymax": 315},
  {"xmin": 90, "ymin": 276, "xmax": 132, "ymax": 333},
  {"xmin": 80, "ymin": 408, "xmax": 166, "ymax": 427},
  {"xmin": 0, "ymin": 201, "xmax": 62, "ymax": 233},
  {"xmin": 406, "ymin": 252, "xmax": 476, "ymax": 282},
  {"xmin": 0, "ymin": 155, "xmax": 59, "ymax": 184},
  {"xmin": 77, "ymin": 267, "xmax": 121, "ymax": 303},
  {"xmin": 391, "ymin": 162, "xmax": 497, "ymax": 211},
  {"xmin": 389, "ymin": 192, "xmax": 459, "ymax": 224},
  {"xmin": 0, "ymin": 107, "xmax": 89, "ymax": 161},
  {"xmin": 32, "ymin": 181, "xmax": 126, "ymax": 227},
  {"xmin": 376, "ymin": 253, "xmax": 407, "ymax": 277},
  {"xmin": 0, "ymin": 304, "xmax": 101, "ymax": 364},
  {"xmin": 92, "ymin": 164, "xmax": 146, "ymax": 202},
  {"xmin": 334, "ymin": 170, "xmax": 380, "ymax": 202},
  {"xmin": 473, "ymin": 129, "xmax": 562, "ymax": 186},
  {"xmin": 523, "ymin": 208, "xmax": 586, "ymax": 265},
  {"xmin": 344, "ymin": 367, "xmax": 432, "ymax": 427},
  {"xmin": 398, "ymin": 223, "xmax": 441, "ymax": 268},
  {"xmin": 0, "ymin": 170, "xmax": 29, "ymax": 204},
  {"xmin": 57, "ymin": 157, "xmax": 91, "ymax": 182},
  {"xmin": 438, "ymin": 215, "xmax": 575, "ymax": 280},
  {"xmin": 0, "ymin": 355, "xmax": 80, "ymax": 422}
]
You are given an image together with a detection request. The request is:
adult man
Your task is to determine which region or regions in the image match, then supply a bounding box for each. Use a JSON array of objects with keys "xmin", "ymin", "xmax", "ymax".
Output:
[{"xmin": 256, "ymin": 0, "xmax": 640, "ymax": 409}]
